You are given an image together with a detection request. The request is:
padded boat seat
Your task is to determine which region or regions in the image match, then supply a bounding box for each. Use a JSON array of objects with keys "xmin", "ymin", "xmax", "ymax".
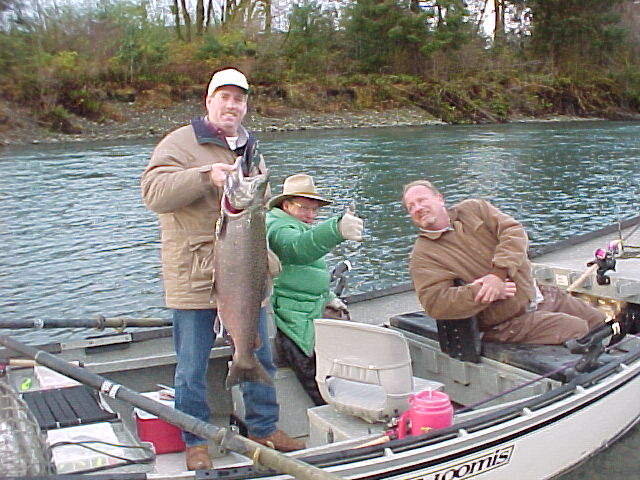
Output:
[
  {"xmin": 389, "ymin": 312, "xmax": 583, "ymax": 382},
  {"xmin": 22, "ymin": 385, "xmax": 117, "ymax": 430},
  {"xmin": 315, "ymin": 319, "xmax": 445, "ymax": 423}
]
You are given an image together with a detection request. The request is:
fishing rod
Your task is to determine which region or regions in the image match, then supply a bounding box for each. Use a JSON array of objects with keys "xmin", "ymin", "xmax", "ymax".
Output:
[
  {"xmin": 0, "ymin": 315, "xmax": 173, "ymax": 330},
  {"xmin": 0, "ymin": 335, "xmax": 343, "ymax": 480},
  {"xmin": 567, "ymin": 215, "xmax": 640, "ymax": 292}
]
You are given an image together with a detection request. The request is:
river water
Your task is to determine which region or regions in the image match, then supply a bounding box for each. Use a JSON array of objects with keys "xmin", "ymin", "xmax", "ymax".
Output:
[{"xmin": 1, "ymin": 120, "xmax": 639, "ymax": 477}]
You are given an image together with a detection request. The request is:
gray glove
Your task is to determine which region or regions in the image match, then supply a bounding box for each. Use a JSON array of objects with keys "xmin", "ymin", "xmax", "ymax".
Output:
[
  {"xmin": 338, "ymin": 211, "xmax": 364, "ymax": 241},
  {"xmin": 324, "ymin": 297, "xmax": 351, "ymax": 321},
  {"xmin": 326, "ymin": 297, "xmax": 348, "ymax": 311}
]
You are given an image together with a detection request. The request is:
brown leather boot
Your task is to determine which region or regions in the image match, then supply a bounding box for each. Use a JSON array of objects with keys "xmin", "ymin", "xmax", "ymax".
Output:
[
  {"xmin": 185, "ymin": 444, "xmax": 212, "ymax": 470},
  {"xmin": 248, "ymin": 429, "xmax": 305, "ymax": 452}
]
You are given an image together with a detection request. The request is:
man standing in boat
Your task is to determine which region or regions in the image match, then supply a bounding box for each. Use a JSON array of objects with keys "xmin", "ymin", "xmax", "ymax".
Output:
[
  {"xmin": 266, "ymin": 174, "xmax": 363, "ymax": 405},
  {"xmin": 141, "ymin": 68, "xmax": 303, "ymax": 470},
  {"xmin": 403, "ymin": 180, "xmax": 606, "ymax": 344}
]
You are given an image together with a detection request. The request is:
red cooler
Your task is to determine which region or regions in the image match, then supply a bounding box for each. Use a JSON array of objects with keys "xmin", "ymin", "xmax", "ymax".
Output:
[{"xmin": 134, "ymin": 391, "xmax": 185, "ymax": 454}]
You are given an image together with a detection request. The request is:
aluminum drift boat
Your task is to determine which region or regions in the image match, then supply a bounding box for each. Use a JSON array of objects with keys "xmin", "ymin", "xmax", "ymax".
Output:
[{"xmin": 1, "ymin": 216, "xmax": 640, "ymax": 479}]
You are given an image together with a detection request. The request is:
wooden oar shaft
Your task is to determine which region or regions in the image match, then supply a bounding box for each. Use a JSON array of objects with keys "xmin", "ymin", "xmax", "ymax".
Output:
[
  {"xmin": 0, "ymin": 335, "xmax": 342, "ymax": 480},
  {"xmin": 566, "ymin": 264, "xmax": 599, "ymax": 293},
  {"xmin": 0, "ymin": 358, "xmax": 37, "ymax": 367},
  {"xmin": 0, "ymin": 316, "xmax": 172, "ymax": 330}
]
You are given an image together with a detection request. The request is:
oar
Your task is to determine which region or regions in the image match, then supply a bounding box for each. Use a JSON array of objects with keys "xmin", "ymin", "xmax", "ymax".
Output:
[
  {"xmin": 566, "ymin": 264, "xmax": 598, "ymax": 293},
  {"xmin": 0, "ymin": 358, "xmax": 36, "ymax": 367},
  {"xmin": 0, "ymin": 335, "xmax": 343, "ymax": 480},
  {"xmin": 0, "ymin": 315, "xmax": 173, "ymax": 330}
]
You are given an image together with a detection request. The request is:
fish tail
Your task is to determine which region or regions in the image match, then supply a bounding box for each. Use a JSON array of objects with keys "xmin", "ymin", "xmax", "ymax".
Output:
[{"xmin": 225, "ymin": 356, "xmax": 273, "ymax": 389}]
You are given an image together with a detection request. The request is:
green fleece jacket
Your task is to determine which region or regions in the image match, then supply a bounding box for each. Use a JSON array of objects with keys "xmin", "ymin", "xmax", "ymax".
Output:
[{"xmin": 266, "ymin": 207, "xmax": 344, "ymax": 355}]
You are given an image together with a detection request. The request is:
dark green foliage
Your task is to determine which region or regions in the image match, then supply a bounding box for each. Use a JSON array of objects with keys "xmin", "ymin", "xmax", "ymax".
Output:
[
  {"xmin": 423, "ymin": 0, "xmax": 472, "ymax": 54},
  {"xmin": 196, "ymin": 34, "xmax": 223, "ymax": 59},
  {"xmin": 343, "ymin": 0, "xmax": 432, "ymax": 73},
  {"xmin": 527, "ymin": 0, "xmax": 627, "ymax": 70},
  {"xmin": 342, "ymin": 0, "xmax": 474, "ymax": 74},
  {"xmin": 0, "ymin": 0, "xmax": 638, "ymax": 131},
  {"xmin": 282, "ymin": 0, "xmax": 339, "ymax": 76}
]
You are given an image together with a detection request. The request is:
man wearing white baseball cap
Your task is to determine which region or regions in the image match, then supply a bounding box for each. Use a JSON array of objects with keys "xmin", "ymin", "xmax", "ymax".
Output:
[
  {"xmin": 141, "ymin": 67, "xmax": 303, "ymax": 470},
  {"xmin": 207, "ymin": 67, "xmax": 249, "ymax": 96}
]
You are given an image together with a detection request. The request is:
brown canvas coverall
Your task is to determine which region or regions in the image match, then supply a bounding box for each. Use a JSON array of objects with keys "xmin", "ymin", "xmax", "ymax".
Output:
[{"xmin": 409, "ymin": 199, "xmax": 605, "ymax": 344}]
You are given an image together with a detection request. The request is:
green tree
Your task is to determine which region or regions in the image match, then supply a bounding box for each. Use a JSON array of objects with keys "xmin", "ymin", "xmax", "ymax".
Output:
[
  {"xmin": 427, "ymin": 0, "xmax": 472, "ymax": 53},
  {"xmin": 527, "ymin": 0, "xmax": 627, "ymax": 70},
  {"xmin": 283, "ymin": 0, "xmax": 338, "ymax": 75},
  {"xmin": 344, "ymin": 0, "xmax": 432, "ymax": 73}
]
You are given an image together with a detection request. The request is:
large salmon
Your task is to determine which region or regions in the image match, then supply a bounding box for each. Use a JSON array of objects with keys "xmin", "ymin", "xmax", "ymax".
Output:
[{"xmin": 213, "ymin": 150, "xmax": 272, "ymax": 389}]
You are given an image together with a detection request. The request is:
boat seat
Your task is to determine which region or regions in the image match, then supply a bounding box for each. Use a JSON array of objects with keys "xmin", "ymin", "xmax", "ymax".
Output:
[
  {"xmin": 314, "ymin": 318, "xmax": 444, "ymax": 423},
  {"xmin": 22, "ymin": 384, "xmax": 117, "ymax": 430},
  {"xmin": 389, "ymin": 312, "xmax": 585, "ymax": 383}
]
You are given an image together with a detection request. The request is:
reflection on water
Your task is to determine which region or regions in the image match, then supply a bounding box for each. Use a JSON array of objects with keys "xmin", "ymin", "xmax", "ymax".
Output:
[{"xmin": 0, "ymin": 121, "xmax": 639, "ymax": 479}]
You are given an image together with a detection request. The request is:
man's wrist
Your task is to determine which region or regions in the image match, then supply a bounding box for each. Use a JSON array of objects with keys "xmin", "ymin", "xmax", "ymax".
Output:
[{"xmin": 489, "ymin": 267, "xmax": 508, "ymax": 281}]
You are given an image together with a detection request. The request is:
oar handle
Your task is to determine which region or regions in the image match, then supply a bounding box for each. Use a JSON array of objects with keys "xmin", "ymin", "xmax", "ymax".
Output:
[
  {"xmin": 0, "ymin": 335, "xmax": 343, "ymax": 480},
  {"xmin": 566, "ymin": 264, "xmax": 598, "ymax": 293},
  {"xmin": 0, "ymin": 358, "xmax": 37, "ymax": 367}
]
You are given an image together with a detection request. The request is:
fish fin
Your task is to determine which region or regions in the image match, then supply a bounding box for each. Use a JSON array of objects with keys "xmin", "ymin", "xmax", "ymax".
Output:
[
  {"xmin": 213, "ymin": 313, "xmax": 224, "ymax": 337},
  {"xmin": 225, "ymin": 356, "xmax": 273, "ymax": 390}
]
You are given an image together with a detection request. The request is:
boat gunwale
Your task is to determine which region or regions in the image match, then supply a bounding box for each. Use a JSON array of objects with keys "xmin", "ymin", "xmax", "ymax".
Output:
[
  {"xmin": 3, "ymin": 213, "xmax": 638, "ymax": 357},
  {"xmin": 294, "ymin": 340, "xmax": 640, "ymax": 463},
  {"xmin": 528, "ymin": 214, "xmax": 640, "ymax": 258},
  {"xmin": 194, "ymin": 337, "xmax": 640, "ymax": 480},
  {"xmin": 176, "ymin": 346, "xmax": 640, "ymax": 480}
]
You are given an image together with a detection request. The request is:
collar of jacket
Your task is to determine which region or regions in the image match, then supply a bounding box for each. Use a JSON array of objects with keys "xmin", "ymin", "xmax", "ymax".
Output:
[
  {"xmin": 416, "ymin": 203, "xmax": 482, "ymax": 240},
  {"xmin": 191, "ymin": 116, "xmax": 251, "ymax": 150},
  {"xmin": 269, "ymin": 207, "xmax": 310, "ymax": 229}
]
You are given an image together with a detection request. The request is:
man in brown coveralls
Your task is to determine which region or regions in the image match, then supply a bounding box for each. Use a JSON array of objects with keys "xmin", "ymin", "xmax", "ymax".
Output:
[{"xmin": 403, "ymin": 180, "xmax": 605, "ymax": 344}]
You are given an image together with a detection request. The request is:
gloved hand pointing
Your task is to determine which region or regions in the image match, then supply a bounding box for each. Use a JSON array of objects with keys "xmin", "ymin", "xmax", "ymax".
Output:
[{"xmin": 338, "ymin": 211, "xmax": 364, "ymax": 241}]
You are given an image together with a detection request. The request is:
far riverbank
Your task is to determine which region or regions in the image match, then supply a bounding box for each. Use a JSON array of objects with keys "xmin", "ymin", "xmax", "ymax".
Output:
[{"xmin": 0, "ymin": 96, "xmax": 611, "ymax": 147}]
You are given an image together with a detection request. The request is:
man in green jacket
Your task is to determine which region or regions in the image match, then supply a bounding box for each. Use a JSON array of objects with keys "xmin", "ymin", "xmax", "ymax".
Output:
[{"xmin": 266, "ymin": 174, "xmax": 364, "ymax": 404}]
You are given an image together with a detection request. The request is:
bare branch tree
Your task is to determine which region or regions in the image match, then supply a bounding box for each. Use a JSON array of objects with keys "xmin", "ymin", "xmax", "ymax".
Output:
[
  {"xmin": 476, "ymin": 0, "xmax": 489, "ymax": 34},
  {"xmin": 180, "ymin": 0, "xmax": 192, "ymax": 41},
  {"xmin": 196, "ymin": 0, "xmax": 204, "ymax": 36},
  {"xmin": 172, "ymin": 0, "xmax": 183, "ymax": 41},
  {"xmin": 262, "ymin": 0, "xmax": 271, "ymax": 32},
  {"xmin": 494, "ymin": 0, "xmax": 505, "ymax": 42},
  {"xmin": 205, "ymin": 0, "xmax": 214, "ymax": 29}
]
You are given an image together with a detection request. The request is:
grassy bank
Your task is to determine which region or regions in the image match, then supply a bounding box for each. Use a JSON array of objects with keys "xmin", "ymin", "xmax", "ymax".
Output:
[{"xmin": 2, "ymin": 70, "xmax": 638, "ymax": 146}]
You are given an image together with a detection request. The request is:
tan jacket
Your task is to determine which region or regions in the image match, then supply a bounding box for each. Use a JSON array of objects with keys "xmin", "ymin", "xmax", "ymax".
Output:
[
  {"xmin": 141, "ymin": 118, "xmax": 246, "ymax": 309},
  {"xmin": 409, "ymin": 199, "xmax": 536, "ymax": 330}
]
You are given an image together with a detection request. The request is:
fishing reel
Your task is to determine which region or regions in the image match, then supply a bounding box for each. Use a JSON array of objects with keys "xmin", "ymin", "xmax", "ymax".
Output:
[
  {"xmin": 330, "ymin": 260, "xmax": 352, "ymax": 298},
  {"xmin": 586, "ymin": 242, "xmax": 617, "ymax": 286}
]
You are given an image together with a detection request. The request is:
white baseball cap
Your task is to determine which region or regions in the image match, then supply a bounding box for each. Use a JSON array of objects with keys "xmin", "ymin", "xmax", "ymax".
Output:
[{"xmin": 207, "ymin": 68, "xmax": 249, "ymax": 96}]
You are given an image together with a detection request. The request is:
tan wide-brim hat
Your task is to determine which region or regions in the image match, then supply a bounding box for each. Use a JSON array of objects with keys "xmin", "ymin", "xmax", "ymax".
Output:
[{"xmin": 267, "ymin": 174, "xmax": 333, "ymax": 209}]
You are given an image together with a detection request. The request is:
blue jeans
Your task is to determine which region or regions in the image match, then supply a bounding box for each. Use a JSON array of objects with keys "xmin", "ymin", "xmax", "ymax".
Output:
[{"xmin": 172, "ymin": 307, "xmax": 279, "ymax": 447}]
